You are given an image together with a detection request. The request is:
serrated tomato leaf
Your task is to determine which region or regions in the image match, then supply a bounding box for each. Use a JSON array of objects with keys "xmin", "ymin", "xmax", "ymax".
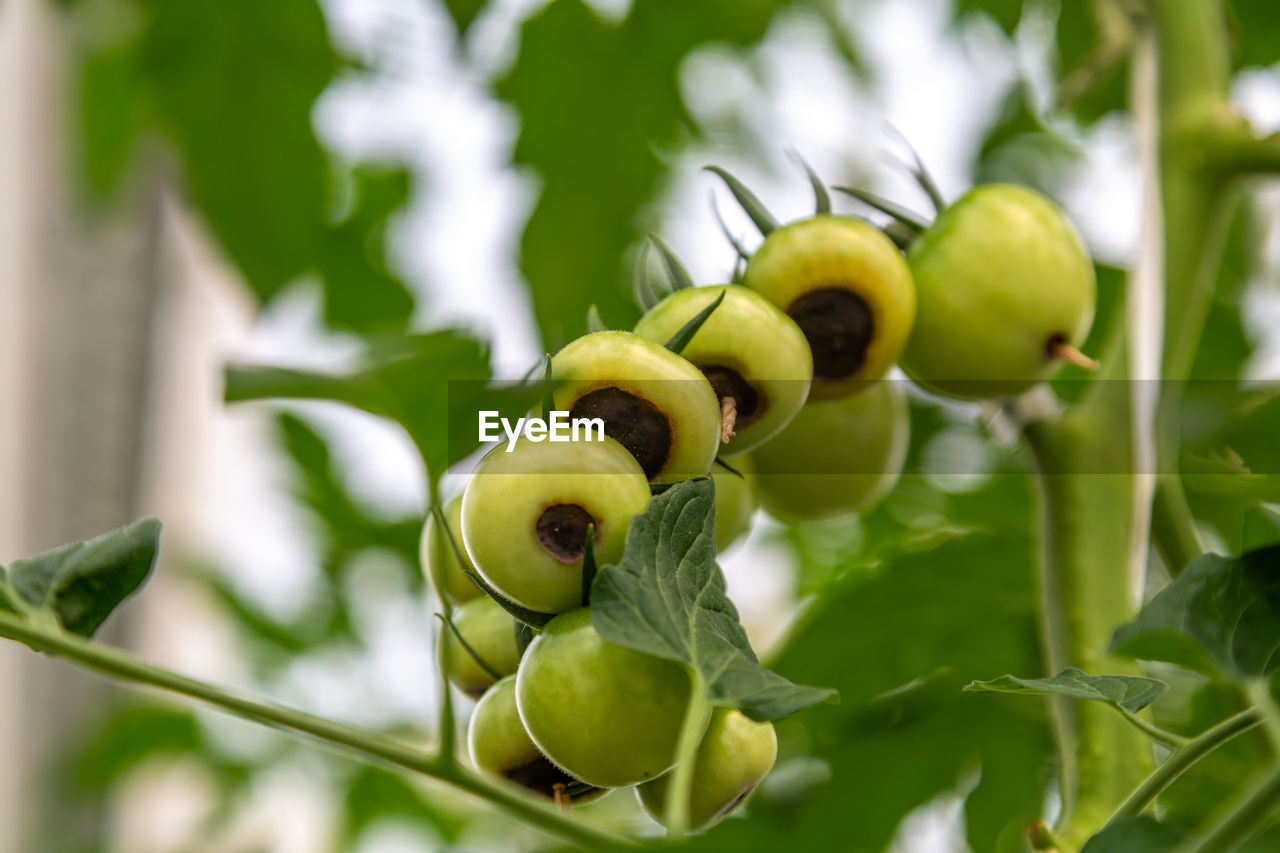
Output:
[
  {"xmin": 966, "ymin": 667, "xmax": 1169, "ymax": 712},
  {"xmin": 590, "ymin": 478, "xmax": 836, "ymax": 721},
  {"xmin": 1110, "ymin": 547, "xmax": 1280, "ymax": 681},
  {"xmin": 0, "ymin": 519, "xmax": 160, "ymax": 637}
]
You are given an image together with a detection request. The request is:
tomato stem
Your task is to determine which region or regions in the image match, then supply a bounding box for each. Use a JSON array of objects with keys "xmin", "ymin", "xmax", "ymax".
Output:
[
  {"xmin": 664, "ymin": 671, "xmax": 711, "ymax": 839},
  {"xmin": 0, "ymin": 610, "xmax": 636, "ymax": 851},
  {"xmin": 1105, "ymin": 708, "xmax": 1261, "ymax": 827}
]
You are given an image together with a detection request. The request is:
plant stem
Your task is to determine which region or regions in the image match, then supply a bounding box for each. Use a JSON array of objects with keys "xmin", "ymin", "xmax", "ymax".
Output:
[
  {"xmin": 1105, "ymin": 708, "xmax": 1262, "ymax": 826},
  {"xmin": 427, "ymin": 477, "xmax": 458, "ymax": 768},
  {"xmin": 664, "ymin": 671, "xmax": 710, "ymax": 839},
  {"xmin": 1172, "ymin": 764, "xmax": 1280, "ymax": 853},
  {"xmin": 0, "ymin": 612, "xmax": 633, "ymax": 852},
  {"xmin": 1151, "ymin": 479, "xmax": 1204, "ymax": 576},
  {"xmin": 1117, "ymin": 706, "xmax": 1189, "ymax": 750},
  {"xmin": 1245, "ymin": 679, "xmax": 1280, "ymax": 753}
]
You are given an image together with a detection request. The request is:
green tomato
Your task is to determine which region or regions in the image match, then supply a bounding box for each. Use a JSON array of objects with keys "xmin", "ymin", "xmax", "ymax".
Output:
[
  {"xmin": 438, "ymin": 596, "xmax": 522, "ymax": 699},
  {"xmin": 461, "ymin": 436, "xmax": 649, "ymax": 614},
  {"xmin": 743, "ymin": 215, "xmax": 915, "ymax": 399},
  {"xmin": 515, "ymin": 608, "xmax": 691, "ymax": 788},
  {"xmin": 713, "ymin": 460, "xmax": 756, "ymax": 553},
  {"xmin": 469, "ymin": 675, "xmax": 607, "ymax": 804},
  {"xmin": 420, "ymin": 495, "xmax": 483, "ymax": 605},
  {"xmin": 551, "ymin": 331, "xmax": 722, "ymax": 483},
  {"xmin": 901, "ymin": 184, "xmax": 1096, "ymax": 399},
  {"xmin": 636, "ymin": 707, "xmax": 777, "ymax": 831},
  {"xmin": 748, "ymin": 379, "xmax": 908, "ymax": 522},
  {"xmin": 633, "ymin": 286, "xmax": 813, "ymax": 455}
]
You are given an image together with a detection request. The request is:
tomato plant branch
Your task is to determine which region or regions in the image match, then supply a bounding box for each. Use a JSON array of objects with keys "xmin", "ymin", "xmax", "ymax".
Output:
[
  {"xmin": 1117, "ymin": 706, "xmax": 1189, "ymax": 750},
  {"xmin": 1245, "ymin": 679, "xmax": 1280, "ymax": 753},
  {"xmin": 1105, "ymin": 707, "xmax": 1262, "ymax": 826},
  {"xmin": 427, "ymin": 477, "xmax": 460, "ymax": 769},
  {"xmin": 1150, "ymin": 481, "xmax": 1203, "ymax": 578},
  {"xmin": 1172, "ymin": 763, "xmax": 1280, "ymax": 853},
  {"xmin": 1147, "ymin": 0, "xmax": 1238, "ymax": 579},
  {"xmin": 0, "ymin": 611, "xmax": 634, "ymax": 852},
  {"xmin": 664, "ymin": 671, "xmax": 711, "ymax": 840}
]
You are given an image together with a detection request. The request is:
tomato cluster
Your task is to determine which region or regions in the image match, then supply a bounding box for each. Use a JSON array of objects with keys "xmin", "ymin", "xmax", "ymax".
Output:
[{"xmin": 420, "ymin": 168, "xmax": 1096, "ymax": 829}]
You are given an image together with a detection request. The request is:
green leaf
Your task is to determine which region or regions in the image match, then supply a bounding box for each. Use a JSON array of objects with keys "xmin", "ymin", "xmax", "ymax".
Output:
[
  {"xmin": 497, "ymin": 0, "xmax": 783, "ymax": 347},
  {"xmin": 343, "ymin": 765, "xmax": 466, "ymax": 844},
  {"xmin": 648, "ymin": 233, "xmax": 695, "ymax": 291},
  {"xmin": 688, "ymin": 473, "xmax": 1051, "ymax": 853},
  {"xmin": 831, "ymin": 185, "xmax": 929, "ymax": 233},
  {"xmin": 1080, "ymin": 817, "xmax": 1187, "ymax": 853},
  {"xmin": 65, "ymin": 704, "xmax": 202, "ymax": 793},
  {"xmin": 704, "ymin": 165, "xmax": 779, "ymax": 236},
  {"xmin": 664, "ymin": 288, "xmax": 726, "ymax": 355},
  {"xmin": 1228, "ymin": 1, "xmax": 1280, "ymax": 69},
  {"xmin": 954, "ymin": 0, "xmax": 1023, "ymax": 34},
  {"xmin": 787, "ymin": 149, "xmax": 832, "ymax": 215},
  {"xmin": 1110, "ymin": 547, "xmax": 1280, "ymax": 681},
  {"xmin": 140, "ymin": 0, "xmax": 338, "ymax": 300},
  {"xmin": 590, "ymin": 479, "xmax": 837, "ymax": 722},
  {"xmin": 0, "ymin": 519, "xmax": 160, "ymax": 637},
  {"xmin": 966, "ymin": 668, "xmax": 1169, "ymax": 712},
  {"xmin": 1243, "ymin": 507, "xmax": 1280, "ymax": 552},
  {"xmin": 76, "ymin": 38, "xmax": 148, "ymax": 199},
  {"xmin": 224, "ymin": 330, "xmax": 544, "ymax": 481},
  {"xmin": 440, "ymin": 0, "xmax": 487, "ymax": 37},
  {"xmin": 586, "ymin": 304, "xmax": 608, "ymax": 333},
  {"xmin": 315, "ymin": 165, "xmax": 416, "ymax": 334}
]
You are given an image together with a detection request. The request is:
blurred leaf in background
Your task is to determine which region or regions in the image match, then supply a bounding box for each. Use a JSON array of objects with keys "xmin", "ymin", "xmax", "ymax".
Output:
[
  {"xmin": 497, "ymin": 0, "xmax": 786, "ymax": 348},
  {"xmin": 73, "ymin": 0, "xmax": 415, "ymax": 333},
  {"xmin": 691, "ymin": 465, "xmax": 1052, "ymax": 853}
]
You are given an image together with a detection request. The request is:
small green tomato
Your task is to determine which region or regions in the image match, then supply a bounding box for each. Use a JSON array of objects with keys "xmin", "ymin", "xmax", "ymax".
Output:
[
  {"xmin": 550, "ymin": 331, "xmax": 722, "ymax": 483},
  {"xmin": 420, "ymin": 495, "xmax": 483, "ymax": 605},
  {"xmin": 743, "ymin": 215, "xmax": 916, "ymax": 398},
  {"xmin": 461, "ymin": 436, "xmax": 649, "ymax": 614},
  {"xmin": 438, "ymin": 596, "xmax": 522, "ymax": 699},
  {"xmin": 515, "ymin": 608, "xmax": 691, "ymax": 788},
  {"xmin": 636, "ymin": 707, "xmax": 777, "ymax": 831},
  {"xmin": 901, "ymin": 184, "xmax": 1096, "ymax": 399},
  {"xmin": 633, "ymin": 286, "xmax": 813, "ymax": 455},
  {"xmin": 469, "ymin": 675, "xmax": 606, "ymax": 804},
  {"xmin": 748, "ymin": 379, "xmax": 908, "ymax": 521}
]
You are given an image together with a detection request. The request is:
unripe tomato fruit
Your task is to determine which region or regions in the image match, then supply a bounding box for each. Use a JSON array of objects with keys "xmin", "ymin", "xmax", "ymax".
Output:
[
  {"xmin": 748, "ymin": 379, "xmax": 908, "ymax": 521},
  {"xmin": 468, "ymin": 675, "xmax": 606, "ymax": 804},
  {"xmin": 743, "ymin": 215, "xmax": 915, "ymax": 398},
  {"xmin": 550, "ymin": 331, "xmax": 722, "ymax": 483},
  {"xmin": 636, "ymin": 707, "xmax": 777, "ymax": 831},
  {"xmin": 461, "ymin": 436, "xmax": 649, "ymax": 614},
  {"xmin": 633, "ymin": 286, "xmax": 813, "ymax": 456},
  {"xmin": 515, "ymin": 608, "xmax": 691, "ymax": 788},
  {"xmin": 420, "ymin": 495, "xmax": 483, "ymax": 605},
  {"xmin": 437, "ymin": 596, "xmax": 522, "ymax": 698},
  {"xmin": 713, "ymin": 461, "xmax": 756, "ymax": 553},
  {"xmin": 901, "ymin": 184, "xmax": 1095, "ymax": 399}
]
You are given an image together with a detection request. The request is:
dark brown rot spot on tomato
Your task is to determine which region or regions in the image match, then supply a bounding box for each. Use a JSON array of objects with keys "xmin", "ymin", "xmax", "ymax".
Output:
[
  {"xmin": 536, "ymin": 503, "xmax": 596, "ymax": 563},
  {"xmin": 716, "ymin": 787, "xmax": 753, "ymax": 820},
  {"xmin": 570, "ymin": 387, "xmax": 672, "ymax": 479},
  {"xmin": 506, "ymin": 755, "xmax": 599, "ymax": 799},
  {"xmin": 701, "ymin": 365, "xmax": 761, "ymax": 426},
  {"xmin": 787, "ymin": 288, "xmax": 874, "ymax": 383}
]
